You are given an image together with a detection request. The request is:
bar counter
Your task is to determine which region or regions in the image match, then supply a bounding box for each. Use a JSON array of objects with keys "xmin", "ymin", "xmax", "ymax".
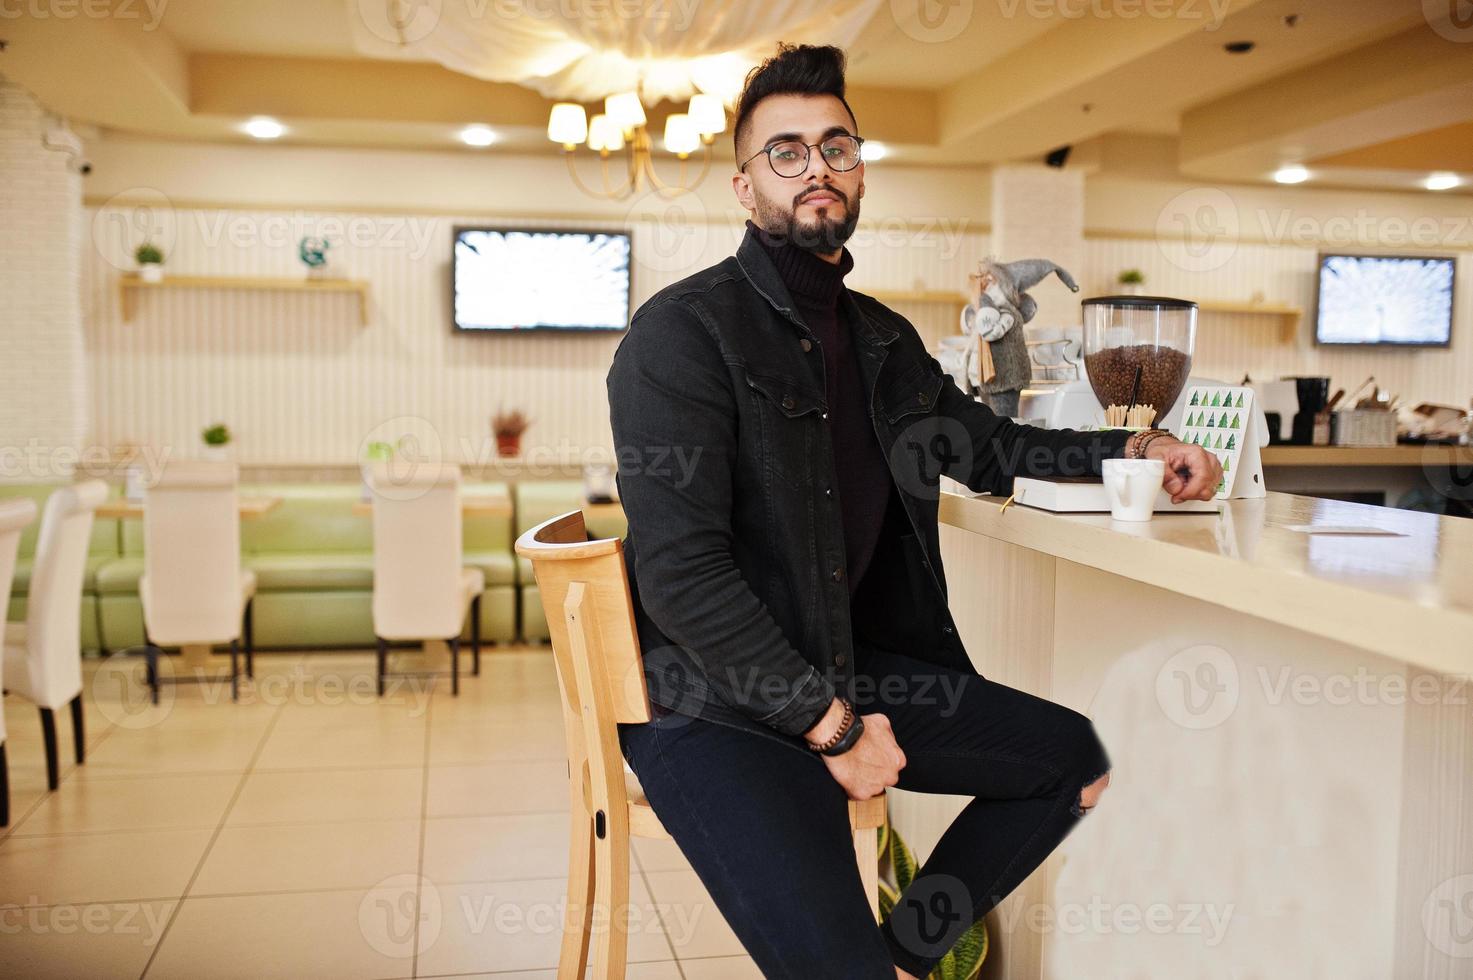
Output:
[{"xmin": 887, "ymin": 488, "xmax": 1472, "ymax": 978}]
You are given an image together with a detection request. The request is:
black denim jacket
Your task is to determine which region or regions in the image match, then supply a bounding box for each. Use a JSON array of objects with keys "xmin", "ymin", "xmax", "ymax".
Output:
[{"xmin": 606, "ymin": 224, "xmax": 1130, "ymax": 752}]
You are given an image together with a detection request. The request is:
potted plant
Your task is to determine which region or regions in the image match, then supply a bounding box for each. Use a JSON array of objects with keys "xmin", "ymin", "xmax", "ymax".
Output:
[
  {"xmin": 1116, "ymin": 268, "xmax": 1145, "ymax": 295},
  {"xmin": 360, "ymin": 440, "xmax": 394, "ymax": 500},
  {"xmin": 201, "ymin": 422, "xmax": 231, "ymax": 461},
  {"xmin": 492, "ymin": 409, "xmax": 529, "ymax": 458},
  {"xmin": 136, "ymin": 242, "xmax": 165, "ymax": 283},
  {"xmin": 878, "ymin": 821, "xmax": 987, "ymax": 978}
]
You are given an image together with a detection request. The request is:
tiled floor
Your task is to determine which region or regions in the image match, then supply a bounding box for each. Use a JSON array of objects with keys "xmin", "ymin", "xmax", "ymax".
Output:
[{"xmin": 0, "ymin": 647, "xmax": 764, "ymax": 979}]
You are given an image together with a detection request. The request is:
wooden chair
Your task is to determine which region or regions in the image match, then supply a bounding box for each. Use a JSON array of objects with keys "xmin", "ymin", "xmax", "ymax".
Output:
[{"xmin": 515, "ymin": 511, "xmax": 885, "ymax": 979}]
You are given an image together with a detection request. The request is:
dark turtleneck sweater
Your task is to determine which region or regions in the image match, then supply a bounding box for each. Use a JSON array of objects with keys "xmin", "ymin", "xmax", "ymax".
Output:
[{"xmin": 747, "ymin": 219, "xmax": 892, "ymax": 595}]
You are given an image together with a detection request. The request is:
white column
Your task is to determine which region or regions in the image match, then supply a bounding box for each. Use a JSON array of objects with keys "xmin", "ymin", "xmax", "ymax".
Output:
[
  {"xmin": 0, "ymin": 74, "xmax": 86, "ymax": 478},
  {"xmin": 990, "ymin": 164, "xmax": 1086, "ymax": 331}
]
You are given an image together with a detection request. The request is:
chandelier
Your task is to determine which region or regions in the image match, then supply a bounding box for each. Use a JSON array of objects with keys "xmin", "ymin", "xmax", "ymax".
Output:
[{"xmin": 546, "ymin": 91, "xmax": 727, "ymax": 200}]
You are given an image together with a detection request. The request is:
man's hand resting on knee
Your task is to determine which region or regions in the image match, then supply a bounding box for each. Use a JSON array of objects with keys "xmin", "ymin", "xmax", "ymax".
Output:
[{"xmin": 803, "ymin": 698, "xmax": 906, "ymax": 800}]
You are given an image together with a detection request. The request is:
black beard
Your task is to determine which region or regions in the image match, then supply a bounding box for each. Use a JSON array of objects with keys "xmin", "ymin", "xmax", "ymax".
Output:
[{"xmin": 754, "ymin": 187, "xmax": 860, "ymax": 254}]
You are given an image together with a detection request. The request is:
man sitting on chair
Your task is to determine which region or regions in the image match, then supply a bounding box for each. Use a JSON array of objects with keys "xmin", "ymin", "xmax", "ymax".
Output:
[{"xmin": 606, "ymin": 43, "xmax": 1220, "ymax": 979}]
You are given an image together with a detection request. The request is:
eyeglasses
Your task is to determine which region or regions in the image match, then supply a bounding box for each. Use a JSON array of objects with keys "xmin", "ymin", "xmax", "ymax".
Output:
[{"xmin": 739, "ymin": 134, "xmax": 865, "ymax": 178}]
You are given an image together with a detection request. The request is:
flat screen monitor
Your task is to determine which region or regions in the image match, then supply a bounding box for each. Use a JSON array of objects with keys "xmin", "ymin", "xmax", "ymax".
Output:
[
  {"xmin": 1313, "ymin": 252, "xmax": 1455, "ymax": 347},
  {"xmin": 453, "ymin": 227, "xmax": 632, "ymax": 332}
]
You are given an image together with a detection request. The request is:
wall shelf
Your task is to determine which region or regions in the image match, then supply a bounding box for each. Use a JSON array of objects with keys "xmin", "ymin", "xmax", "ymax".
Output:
[
  {"xmin": 863, "ymin": 288, "xmax": 971, "ymax": 310},
  {"xmin": 118, "ymin": 275, "xmax": 371, "ymax": 325},
  {"xmin": 1196, "ymin": 300, "xmax": 1303, "ymax": 344}
]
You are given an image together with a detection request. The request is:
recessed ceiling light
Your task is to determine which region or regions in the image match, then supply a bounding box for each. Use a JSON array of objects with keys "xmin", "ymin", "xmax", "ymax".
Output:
[
  {"xmin": 242, "ymin": 117, "xmax": 285, "ymax": 140},
  {"xmin": 863, "ymin": 140, "xmax": 887, "ymax": 162},
  {"xmin": 1273, "ymin": 165, "xmax": 1309, "ymax": 184},
  {"xmin": 1425, "ymin": 172, "xmax": 1460, "ymax": 191},
  {"xmin": 460, "ymin": 125, "xmax": 497, "ymax": 148}
]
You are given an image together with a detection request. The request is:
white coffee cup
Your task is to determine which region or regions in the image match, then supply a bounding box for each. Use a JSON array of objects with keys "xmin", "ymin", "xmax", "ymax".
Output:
[{"xmin": 1102, "ymin": 458, "xmax": 1165, "ymax": 522}]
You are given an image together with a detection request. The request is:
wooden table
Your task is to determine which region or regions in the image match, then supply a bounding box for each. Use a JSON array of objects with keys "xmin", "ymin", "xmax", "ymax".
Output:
[
  {"xmin": 96, "ymin": 496, "xmax": 283, "ymax": 520},
  {"xmin": 351, "ymin": 494, "xmax": 513, "ymax": 518}
]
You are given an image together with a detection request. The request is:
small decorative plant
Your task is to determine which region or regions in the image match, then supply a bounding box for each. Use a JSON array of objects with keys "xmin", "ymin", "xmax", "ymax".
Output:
[
  {"xmin": 363, "ymin": 440, "xmax": 394, "ymax": 462},
  {"xmin": 201, "ymin": 423, "xmax": 231, "ymax": 460},
  {"xmin": 492, "ymin": 409, "xmax": 530, "ymax": 457},
  {"xmin": 878, "ymin": 821, "xmax": 988, "ymax": 979},
  {"xmin": 136, "ymin": 242, "xmax": 165, "ymax": 282},
  {"xmin": 1117, "ymin": 268, "xmax": 1145, "ymax": 293}
]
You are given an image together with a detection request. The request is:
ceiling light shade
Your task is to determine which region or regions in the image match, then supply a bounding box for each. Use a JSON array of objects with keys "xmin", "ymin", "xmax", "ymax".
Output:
[
  {"xmin": 863, "ymin": 140, "xmax": 888, "ymax": 162},
  {"xmin": 587, "ymin": 114, "xmax": 625, "ymax": 152},
  {"xmin": 688, "ymin": 93, "xmax": 727, "ymax": 135},
  {"xmin": 664, "ymin": 114, "xmax": 699, "ymax": 155},
  {"xmin": 547, "ymin": 103, "xmax": 588, "ymax": 146},
  {"xmin": 1425, "ymin": 172, "xmax": 1460, "ymax": 191},
  {"xmin": 460, "ymin": 125, "xmax": 497, "ymax": 147},
  {"xmin": 243, "ymin": 117, "xmax": 285, "ymax": 140},
  {"xmin": 1273, "ymin": 165, "xmax": 1309, "ymax": 184},
  {"xmin": 605, "ymin": 91, "xmax": 646, "ymax": 131}
]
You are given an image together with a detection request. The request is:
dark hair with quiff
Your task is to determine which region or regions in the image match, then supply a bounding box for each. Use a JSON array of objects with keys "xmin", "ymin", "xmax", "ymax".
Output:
[{"xmin": 732, "ymin": 43, "xmax": 858, "ymax": 165}]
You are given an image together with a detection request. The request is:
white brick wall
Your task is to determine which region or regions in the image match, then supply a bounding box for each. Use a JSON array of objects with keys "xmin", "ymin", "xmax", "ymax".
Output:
[
  {"xmin": 0, "ymin": 73, "xmax": 86, "ymax": 480},
  {"xmin": 991, "ymin": 164, "xmax": 1087, "ymax": 332}
]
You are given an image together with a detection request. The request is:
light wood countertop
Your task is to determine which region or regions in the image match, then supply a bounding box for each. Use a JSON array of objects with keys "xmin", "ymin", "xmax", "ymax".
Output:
[
  {"xmin": 1260, "ymin": 444, "xmax": 1473, "ymax": 467},
  {"xmin": 939, "ymin": 489, "xmax": 1472, "ymax": 673}
]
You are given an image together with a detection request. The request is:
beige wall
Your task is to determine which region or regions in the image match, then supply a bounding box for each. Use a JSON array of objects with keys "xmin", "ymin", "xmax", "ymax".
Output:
[
  {"xmin": 81, "ymin": 136, "xmax": 991, "ymax": 464},
  {"xmin": 67, "ymin": 134, "xmax": 1473, "ymax": 464}
]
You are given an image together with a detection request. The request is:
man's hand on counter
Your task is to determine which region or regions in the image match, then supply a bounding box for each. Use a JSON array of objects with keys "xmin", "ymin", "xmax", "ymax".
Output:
[{"xmin": 1143, "ymin": 436, "xmax": 1223, "ymax": 503}]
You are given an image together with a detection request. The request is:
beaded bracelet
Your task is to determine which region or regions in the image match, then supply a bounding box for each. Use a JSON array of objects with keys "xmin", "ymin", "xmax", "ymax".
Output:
[
  {"xmin": 1126, "ymin": 428, "xmax": 1173, "ymax": 459},
  {"xmin": 806, "ymin": 697, "xmax": 855, "ymax": 754}
]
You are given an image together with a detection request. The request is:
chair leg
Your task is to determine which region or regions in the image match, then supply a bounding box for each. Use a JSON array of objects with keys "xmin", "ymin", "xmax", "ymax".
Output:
[
  {"xmin": 143, "ymin": 622, "xmax": 160, "ymax": 705},
  {"xmin": 39, "ymin": 707, "xmax": 59, "ymax": 791},
  {"xmin": 70, "ymin": 694, "xmax": 85, "ymax": 765},
  {"xmin": 229, "ymin": 638, "xmax": 239, "ymax": 703},
  {"xmin": 471, "ymin": 594, "xmax": 482, "ymax": 676},
  {"xmin": 376, "ymin": 636, "xmax": 387, "ymax": 698},
  {"xmin": 558, "ymin": 808, "xmax": 596, "ymax": 979},
  {"xmin": 244, "ymin": 598, "xmax": 255, "ymax": 680},
  {"xmin": 449, "ymin": 635, "xmax": 460, "ymax": 697},
  {"xmin": 145, "ymin": 645, "xmax": 160, "ymax": 704},
  {"xmin": 589, "ymin": 818, "xmax": 631, "ymax": 979},
  {"xmin": 0, "ymin": 742, "xmax": 9, "ymax": 827},
  {"xmin": 854, "ymin": 824, "xmax": 881, "ymax": 923}
]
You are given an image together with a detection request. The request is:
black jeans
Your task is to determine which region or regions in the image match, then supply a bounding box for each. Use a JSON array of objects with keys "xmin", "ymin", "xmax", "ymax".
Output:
[{"xmin": 617, "ymin": 643, "xmax": 1112, "ymax": 978}]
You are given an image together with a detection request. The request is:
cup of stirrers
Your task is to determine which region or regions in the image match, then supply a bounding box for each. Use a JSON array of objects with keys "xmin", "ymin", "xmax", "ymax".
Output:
[{"xmin": 1104, "ymin": 403, "xmax": 1156, "ymax": 427}]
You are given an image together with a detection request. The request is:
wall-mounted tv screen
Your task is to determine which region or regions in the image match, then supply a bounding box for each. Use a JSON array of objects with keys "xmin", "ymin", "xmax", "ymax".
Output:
[
  {"xmin": 453, "ymin": 227, "xmax": 631, "ymax": 332},
  {"xmin": 1314, "ymin": 253, "xmax": 1455, "ymax": 347}
]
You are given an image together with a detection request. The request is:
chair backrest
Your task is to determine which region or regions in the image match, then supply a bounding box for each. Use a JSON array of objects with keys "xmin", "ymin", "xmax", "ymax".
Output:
[
  {"xmin": 0, "ymin": 496, "xmax": 39, "ymax": 739},
  {"xmin": 142, "ymin": 461, "xmax": 243, "ymax": 644},
  {"xmin": 368, "ymin": 462, "xmax": 463, "ymax": 640},
  {"xmin": 24, "ymin": 480, "xmax": 107, "ymax": 706},
  {"xmin": 515, "ymin": 511, "xmax": 650, "ymax": 832}
]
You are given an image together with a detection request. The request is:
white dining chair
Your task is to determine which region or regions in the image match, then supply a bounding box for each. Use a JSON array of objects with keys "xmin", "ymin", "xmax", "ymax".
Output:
[
  {"xmin": 2, "ymin": 481, "xmax": 107, "ymax": 791},
  {"xmin": 139, "ymin": 461, "xmax": 256, "ymax": 703},
  {"xmin": 0, "ymin": 496, "xmax": 39, "ymax": 824},
  {"xmin": 367, "ymin": 463, "xmax": 482, "ymax": 697}
]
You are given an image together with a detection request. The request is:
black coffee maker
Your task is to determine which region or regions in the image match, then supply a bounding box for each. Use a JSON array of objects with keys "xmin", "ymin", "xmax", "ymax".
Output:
[{"xmin": 1287, "ymin": 376, "xmax": 1330, "ymax": 445}]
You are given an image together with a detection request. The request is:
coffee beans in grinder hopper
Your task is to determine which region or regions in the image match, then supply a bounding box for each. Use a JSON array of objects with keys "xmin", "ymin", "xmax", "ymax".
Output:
[{"xmin": 1084, "ymin": 345, "xmax": 1192, "ymax": 428}]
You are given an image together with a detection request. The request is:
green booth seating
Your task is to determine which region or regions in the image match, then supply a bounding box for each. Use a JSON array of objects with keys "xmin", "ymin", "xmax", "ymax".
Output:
[
  {"xmin": 95, "ymin": 482, "xmax": 518, "ymax": 651},
  {"xmin": 514, "ymin": 480, "xmax": 628, "ymax": 643},
  {"xmin": 0, "ymin": 482, "xmax": 122, "ymax": 655}
]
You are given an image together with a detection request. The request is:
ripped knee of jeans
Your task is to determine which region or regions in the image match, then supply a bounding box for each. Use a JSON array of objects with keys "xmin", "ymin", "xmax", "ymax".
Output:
[{"xmin": 1071, "ymin": 768, "xmax": 1111, "ymax": 818}]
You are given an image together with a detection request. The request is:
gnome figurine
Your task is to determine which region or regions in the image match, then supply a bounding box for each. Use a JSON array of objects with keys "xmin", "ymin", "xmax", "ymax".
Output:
[{"xmin": 961, "ymin": 257, "xmax": 1080, "ymax": 418}]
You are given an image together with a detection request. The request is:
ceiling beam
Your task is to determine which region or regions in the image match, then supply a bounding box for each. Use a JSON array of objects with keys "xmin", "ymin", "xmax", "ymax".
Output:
[
  {"xmin": 1179, "ymin": 20, "xmax": 1473, "ymax": 181},
  {"xmin": 936, "ymin": 0, "xmax": 1266, "ymax": 149}
]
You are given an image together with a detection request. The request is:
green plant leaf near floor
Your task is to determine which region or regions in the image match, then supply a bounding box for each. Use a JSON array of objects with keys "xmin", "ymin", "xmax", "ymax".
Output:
[{"xmin": 877, "ymin": 814, "xmax": 989, "ymax": 980}]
